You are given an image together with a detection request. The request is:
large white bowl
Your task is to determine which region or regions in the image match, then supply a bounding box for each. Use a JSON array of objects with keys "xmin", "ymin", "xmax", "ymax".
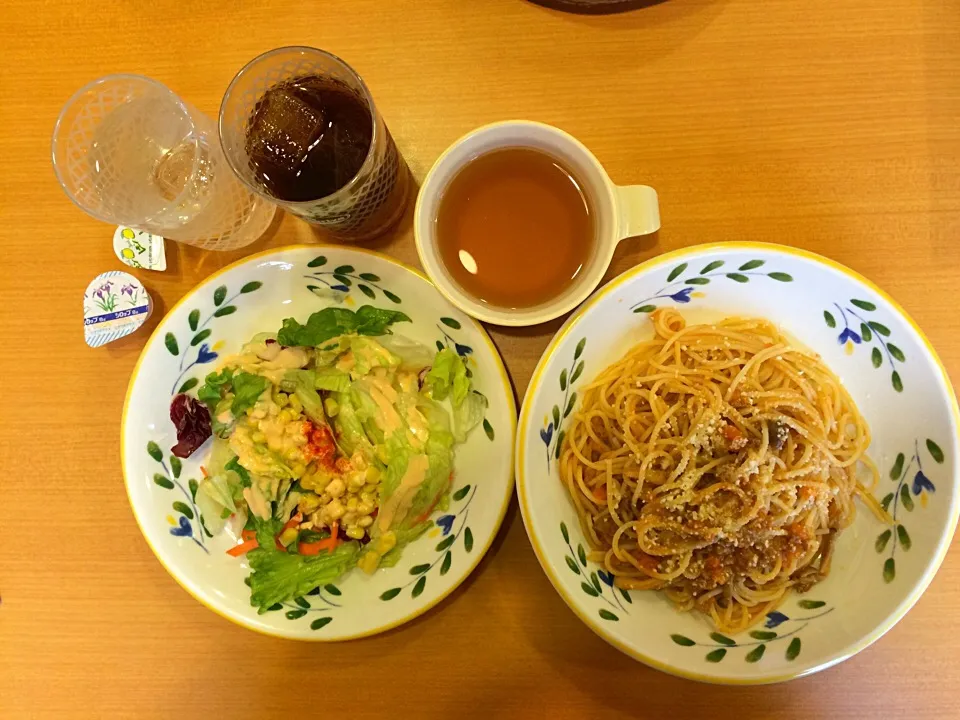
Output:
[
  {"xmin": 122, "ymin": 246, "xmax": 516, "ymax": 640},
  {"xmin": 517, "ymin": 242, "xmax": 959, "ymax": 683}
]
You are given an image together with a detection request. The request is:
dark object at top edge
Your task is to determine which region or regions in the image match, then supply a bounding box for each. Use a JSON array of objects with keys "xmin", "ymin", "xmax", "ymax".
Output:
[{"xmin": 528, "ymin": 0, "xmax": 668, "ymax": 15}]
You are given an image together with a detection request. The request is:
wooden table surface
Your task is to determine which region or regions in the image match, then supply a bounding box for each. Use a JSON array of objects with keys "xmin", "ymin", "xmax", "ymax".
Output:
[{"xmin": 3, "ymin": 0, "xmax": 960, "ymax": 717}]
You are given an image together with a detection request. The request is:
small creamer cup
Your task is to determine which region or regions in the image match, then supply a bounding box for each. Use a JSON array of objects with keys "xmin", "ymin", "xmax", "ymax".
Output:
[{"xmin": 415, "ymin": 120, "xmax": 660, "ymax": 326}]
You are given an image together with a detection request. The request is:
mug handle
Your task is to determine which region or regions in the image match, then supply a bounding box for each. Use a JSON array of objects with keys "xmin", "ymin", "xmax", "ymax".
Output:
[{"xmin": 614, "ymin": 185, "xmax": 660, "ymax": 241}]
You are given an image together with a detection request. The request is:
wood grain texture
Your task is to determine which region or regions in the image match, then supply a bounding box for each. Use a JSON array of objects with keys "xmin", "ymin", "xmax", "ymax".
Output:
[{"xmin": 1, "ymin": 0, "xmax": 959, "ymax": 717}]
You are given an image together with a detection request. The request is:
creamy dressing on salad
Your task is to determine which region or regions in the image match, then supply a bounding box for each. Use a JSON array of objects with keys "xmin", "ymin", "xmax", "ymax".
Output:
[
  {"xmin": 406, "ymin": 407, "xmax": 429, "ymax": 445},
  {"xmin": 335, "ymin": 350, "xmax": 355, "ymax": 373},
  {"xmin": 221, "ymin": 346, "xmax": 311, "ymax": 385},
  {"xmin": 355, "ymin": 340, "xmax": 396, "ymax": 368},
  {"xmin": 178, "ymin": 306, "xmax": 482, "ymax": 611},
  {"xmin": 377, "ymin": 454, "xmax": 430, "ymax": 531},
  {"xmin": 397, "ymin": 370, "xmax": 418, "ymax": 394},
  {"xmin": 364, "ymin": 376, "xmax": 403, "ymax": 436}
]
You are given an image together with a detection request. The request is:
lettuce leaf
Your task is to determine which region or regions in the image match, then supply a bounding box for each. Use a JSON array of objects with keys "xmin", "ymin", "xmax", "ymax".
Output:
[
  {"xmin": 206, "ymin": 436, "xmax": 238, "ymax": 476},
  {"xmin": 197, "ymin": 367, "xmax": 234, "ymax": 410},
  {"xmin": 231, "ymin": 372, "xmax": 269, "ymax": 416},
  {"xmin": 225, "ymin": 456, "xmax": 251, "ymax": 488},
  {"xmin": 247, "ymin": 541, "xmax": 360, "ymax": 612},
  {"xmin": 314, "ymin": 367, "xmax": 351, "ymax": 392},
  {"xmin": 276, "ymin": 305, "xmax": 410, "ymax": 347},
  {"xmin": 283, "ymin": 370, "xmax": 327, "ymax": 426},
  {"xmin": 374, "ymin": 396, "xmax": 455, "ymax": 536},
  {"xmin": 331, "ymin": 389, "xmax": 376, "ymax": 461},
  {"xmin": 252, "ymin": 516, "xmax": 284, "ymax": 550},
  {"xmin": 377, "ymin": 334, "xmax": 434, "ymax": 369},
  {"xmin": 424, "ymin": 349, "xmax": 470, "ymax": 408},
  {"xmin": 348, "ymin": 337, "xmax": 401, "ymax": 378},
  {"xmin": 196, "ymin": 472, "xmax": 238, "ymax": 535},
  {"xmin": 452, "ymin": 390, "xmax": 487, "ymax": 443}
]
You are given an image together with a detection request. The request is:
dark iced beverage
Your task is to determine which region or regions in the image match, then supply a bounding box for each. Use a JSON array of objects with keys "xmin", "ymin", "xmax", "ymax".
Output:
[
  {"xmin": 246, "ymin": 76, "xmax": 373, "ymax": 202},
  {"xmin": 221, "ymin": 48, "xmax": 409, "ymax": 242}
]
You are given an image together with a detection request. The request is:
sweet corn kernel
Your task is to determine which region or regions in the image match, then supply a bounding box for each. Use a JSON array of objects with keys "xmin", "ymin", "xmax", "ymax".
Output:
[
  {"xmin": 326, "ymin": 478, "xmax": 345, "ymax": 498},
  {"xmin": 324, "ymin": 397, "xmax": 339, "ymax": 417},
  {"xmin": 325, "ymin": 499, "xmax": 345, "ymax": 521},
  {"xmin": 346, "ymin": 526, "xmax": 365, "ymax": 540},
  {"xmin": 278, "ymin": 408, "xmax": 295, "ymax": 424},
  {"xmin": 347, "ymin": 473, "xmax": 366, "ymax": 491},
  {"xmin": 288, "ymin": 394, "xmax": 303, "ymax": 413},
  {"xmin": 376, "ymin": 531, "xmax": 397, "ymax": 554},
  {"xmin": 252, "ymin": 431, "xmax": 266, "ymax": 444},
  {"xmin": 274, "ymin": 392, "xmax": 289, "ymax": 407},
  {"xmin": 360, "ymin": 491, "xmax": 376, "ymax": 506},
  {"xmin": 358, "ymin": 516, "xmax": 374, "ymax": 528},
  {"xmin": 342, "ymin": 512, "xmax": 357, "ymax": 526},
  {"xmin": 365, "ymin": 466, "xmax": 381, "ymax": 485},
  {"xmin": 358, "ymin": 550, "xmax": 381, "ymax": 574},
  {"xmin": 298, "ymin": 494, "xmax": 322, "ymax": 514},
  {"xmin": 346, "ymin": 497, "xmax": 358, "ymax": 512},
  {"xmin": 278, "ymin": 528, "xmax": 299, "ymax": 547},
  {"xmin": 357, "ymin": 501, "xmax": 374, "ymax": 516},
  {"xmin": 268, "ymin": 437, "xmax": 283, "ymax": 452},
  {"xmin": 291, "ymin": 462, "xmax": 306, "ymax": 478}
]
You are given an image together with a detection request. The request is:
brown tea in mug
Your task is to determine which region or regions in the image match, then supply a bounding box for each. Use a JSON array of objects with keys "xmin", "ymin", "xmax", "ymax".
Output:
[{"xmin": 435, "ymin": 147, "xmax": 594, "ymax": 309}]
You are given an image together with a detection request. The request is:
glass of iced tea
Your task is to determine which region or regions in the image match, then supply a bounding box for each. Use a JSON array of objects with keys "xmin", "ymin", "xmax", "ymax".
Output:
[{"xmin": 219, "ymin": 47, "xmax": 410, "ymax": 243}]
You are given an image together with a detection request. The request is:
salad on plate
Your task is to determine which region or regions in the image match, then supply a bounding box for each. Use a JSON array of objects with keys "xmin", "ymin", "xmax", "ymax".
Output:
[{"xmin": 166, "ymin": 305, "xmax": 487, "ymax": 612}]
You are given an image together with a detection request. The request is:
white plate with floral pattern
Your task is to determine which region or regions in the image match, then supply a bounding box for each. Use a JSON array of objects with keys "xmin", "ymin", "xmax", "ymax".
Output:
[
  {"xmin": 517, "ymin": 242, "xmax": 959, "ymax": 683},
  {"xmin": 122, "ymin": 246, "xmax": 516, "ymax": 640}
]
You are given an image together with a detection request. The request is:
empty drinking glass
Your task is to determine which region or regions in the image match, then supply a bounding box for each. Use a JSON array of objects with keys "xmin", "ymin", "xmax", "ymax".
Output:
[
  {"xmin": 52, "ymin": 75, "xmax": 276, "ymax": 251},
  {"xmin": 219, "ymin": 47, "xmax": 410, "ymax": 243}
]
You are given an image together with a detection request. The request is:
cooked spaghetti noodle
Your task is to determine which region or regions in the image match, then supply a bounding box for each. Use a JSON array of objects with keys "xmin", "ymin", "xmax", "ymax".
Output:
[{"xmin": 559, "ymin": 309, "xmax": 888, "ymax": 633}]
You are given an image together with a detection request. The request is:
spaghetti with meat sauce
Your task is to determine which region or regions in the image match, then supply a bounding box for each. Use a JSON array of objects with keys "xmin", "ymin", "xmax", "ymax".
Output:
[{"xmin": 559, "ymin": 309, "xmax": 889, "ymax": 633}]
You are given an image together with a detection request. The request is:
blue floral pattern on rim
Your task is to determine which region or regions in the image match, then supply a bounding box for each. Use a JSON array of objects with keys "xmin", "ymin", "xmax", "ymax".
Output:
[
  {"xmin": 146, "ymin": 441, "xmax": 208, "ymax": 553},
  {"xmin": 379, "ymin": 484, "xmax": 477, "ymax": 602},
  {"xmin": 559, "ymin": 521, "xmax": 631, "ymax": 622},
  {"xmin": 167, "ymin": 281, "xmax": 263, "ymax": 395},
  {"xmin": 876, "ymin": 438, "xmax": 944, "ymax": 582},
  {"xmin": 631, "ymin": 259, "xmax": 793, "ymax": 314},
  {"xmin": 670, "ymin": 599, "xmax": 834, "ymax": 663},
  {"xmin": 823, "ymin": 299, "xmax": 906, "ymax": 392},
  {"xmin": 303, "ymin": 255, "xmax": 402, "ymax": 304},
  {"xmin": 541, "ymin": 338, "xmax": 587, "ymax": 470}
]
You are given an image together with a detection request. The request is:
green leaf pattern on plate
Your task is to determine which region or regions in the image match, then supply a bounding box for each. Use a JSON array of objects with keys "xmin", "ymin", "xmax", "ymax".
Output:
[
  {"xmin": 304, "ymin": 255, "xmax": 402, "ymax": 304},
  {"xmin": 877, "ymin": 438, "xmax": 942, "ymax": 583},
  {"xmin": 668, "ymin": 598, "xmax": 833, "ymax": 663},
  {"xmin": 630, "ymin": 258, "xmax": 794, "ymax": 314},
  {"xmin": 543, "ymin": 338, "xmax": 587, "ymax": 469},
  {"xmin": 559, "ymin": 522, "xmax": 631, "ymax": 622},
  {"xmin": 168, "ymin": 280, "xmax": 263, "ymax": 396},
  {"xmin": 822, "ymin": 299, "xmax": 906, "ymax": 392},
  {"xmin": 380, "ymin": 484, "xmax": 477, "ymax": 603},
  {"xmin": 145, "ymin": 443, "xmax": 207, "ymax": 553}
]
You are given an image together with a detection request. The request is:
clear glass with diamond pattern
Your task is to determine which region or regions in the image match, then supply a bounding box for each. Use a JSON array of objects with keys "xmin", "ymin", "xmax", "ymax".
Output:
[
  {"xmin": 52, "ymin": 75, "xmax": 276, "ymax": 251},
  {"xmin": 219, "ymin": 47, "xmax": 410, "ymax": 243}
]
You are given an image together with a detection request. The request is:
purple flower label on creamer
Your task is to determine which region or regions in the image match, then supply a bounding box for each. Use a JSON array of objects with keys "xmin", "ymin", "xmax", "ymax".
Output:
[{"xmin": 83, "ymin": 271, "xmax": 152, "ymax": 348}]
